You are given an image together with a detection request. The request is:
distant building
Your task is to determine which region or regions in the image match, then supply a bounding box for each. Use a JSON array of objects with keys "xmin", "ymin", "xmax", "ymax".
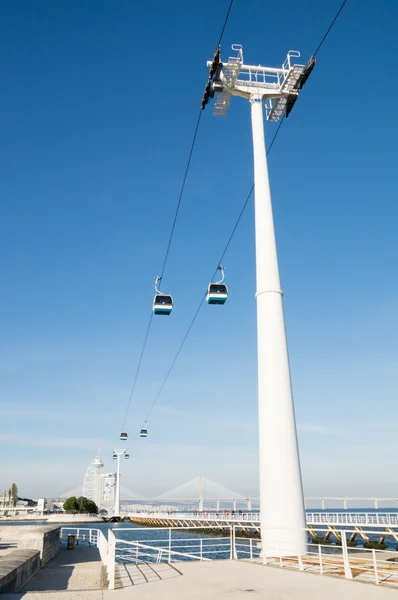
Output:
[{"xmin": 100, "ymin": 473, "xmax": 116, "ymax": 516}]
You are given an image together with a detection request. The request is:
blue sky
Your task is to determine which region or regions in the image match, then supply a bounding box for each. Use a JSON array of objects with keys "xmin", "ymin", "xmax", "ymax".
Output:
[{"xmin": 1, "ymin": 0, "xmax": 398, "ymax": 500}]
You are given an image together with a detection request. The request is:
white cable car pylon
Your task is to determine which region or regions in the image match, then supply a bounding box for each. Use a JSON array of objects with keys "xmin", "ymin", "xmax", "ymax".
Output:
[
  {"xmin": 206, "ymin": 265, "xmax": 228, "ymax": 304},
  {"xmin": 153, "ymin": 275, "xmax": 173, "ymax": 315},
  {"xmin": 203, "ymin": 44, "xmax": 316, "ymax": 559}
]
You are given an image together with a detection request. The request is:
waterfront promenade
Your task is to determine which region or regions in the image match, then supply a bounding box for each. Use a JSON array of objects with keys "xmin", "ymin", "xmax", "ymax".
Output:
[{"xmin": 2, "ymin": 556, "xmax": 397, "ymax": 599}]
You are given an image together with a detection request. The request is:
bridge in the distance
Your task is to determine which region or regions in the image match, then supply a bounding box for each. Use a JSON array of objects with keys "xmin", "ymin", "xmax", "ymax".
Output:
[{"xmin": 121, "ymin": 476, "xmax": 398, "ymax": 511}]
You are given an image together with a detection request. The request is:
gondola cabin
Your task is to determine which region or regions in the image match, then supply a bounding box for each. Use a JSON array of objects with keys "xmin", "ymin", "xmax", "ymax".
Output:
[
  {"xmin": 112, "ymin": 452, "xmax": 117, "ymax": 460},
  {"xmin": 153, "ymin": 294, "xmax": 173, "ymax": 315},
  {"xmin": 120, "ymin": 432, "xmax": 128, "ymax": 441},
  {"xmin": 125, "ymin": 453, "xmax": 130, "ymax": 459},
  {"xmin": 140, "ymin": 426, "xmax": 148, "ymax": 438},
  {"xmin": 206, "ymin": 283, "xmax": 228, "ymax": 305}
]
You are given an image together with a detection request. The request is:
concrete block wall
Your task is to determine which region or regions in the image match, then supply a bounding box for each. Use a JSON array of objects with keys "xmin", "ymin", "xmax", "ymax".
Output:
[
  {"xmin": 0, "ymin": 549, "xmax": 40, "ymax": 593},
  {"xmin": 17, "ymin": 526, "xmax": 60, "ymax": 566}
]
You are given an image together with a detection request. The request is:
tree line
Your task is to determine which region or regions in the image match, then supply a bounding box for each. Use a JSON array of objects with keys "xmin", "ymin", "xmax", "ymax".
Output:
[{"xmin": 63, "ymin": 496, "xmax": 98, "ymax": 513}]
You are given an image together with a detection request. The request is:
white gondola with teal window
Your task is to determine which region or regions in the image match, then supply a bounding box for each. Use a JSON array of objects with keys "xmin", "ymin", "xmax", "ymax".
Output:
[
  {"xmin": 140, "ymin": 423, "xmax": 148, "ymax": 438},
  {"xmin": 120, "ymin": 432, "xmax": 128, "ymax": 441},
  {"xmin": 153, "ymin": 275, "xmax": 173, "ymax": 315},
  {"xmin": 206, "ymin": 265, "xmax": 228, "ymax": 305}
]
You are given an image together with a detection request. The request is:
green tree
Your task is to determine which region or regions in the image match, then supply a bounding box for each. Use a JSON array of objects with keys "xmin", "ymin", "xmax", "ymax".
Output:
[
  {"xmin": 76, "ymin": 496, "xmax": 98, "ymax": 514},
  {"xmin": 85, "ymin": 499, "xmax": 98, "ymax": 514},
  {"xmin": 11, "ymin": 483, "xmax": 18, "ymax": 507},
  {"xmin": 8, "ymin": 488, "xmax": 11, "ymax": 507},
  {"xmin": 77, "ymin": 496, "xmax": 88, "ymax": 512},
  {"xmin": 63, "ymin": 496, "xmax": 79, "ymax": 512}
]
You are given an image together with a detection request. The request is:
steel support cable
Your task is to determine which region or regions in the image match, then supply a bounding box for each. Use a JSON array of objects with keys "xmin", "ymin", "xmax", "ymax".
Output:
[
  {"xmin": 132, "ymin": 0, "xmax": 349, "ymax": 431},
  {"xmin": 120, "ymin": 313, "xmax": 153, "ymax": 430},
  {"xmin": 159, "ymin": 0, "xmax": 234, "ymax": 281},
  {"xmin": 118, "ymin": 0, "xmax": 235, "ymax": 434},
  {"xmin": 159, "ymin": 109, "xmax": 202, "ymax": 282},
  {"xmin": 217, "ymin": 0, "xmax": 234, "ymax": 46},
  {"xmin": 312, "ymin": 0, "xmax": 348, "ymax": 58}
]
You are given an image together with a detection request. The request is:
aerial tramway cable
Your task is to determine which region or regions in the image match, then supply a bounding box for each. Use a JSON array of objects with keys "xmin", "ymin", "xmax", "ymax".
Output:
[
  {"xmin": 118, "ymin": 0, "xmax": 236, "ymax": 437},
  {"xmin": 132, "ymin": 0, "xmax": 349, "ymax": 435}
]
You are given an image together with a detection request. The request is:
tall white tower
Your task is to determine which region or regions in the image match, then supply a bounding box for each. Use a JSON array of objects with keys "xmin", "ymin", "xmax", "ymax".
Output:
[
  {"xmin": 203, "ymin": 44, "xmax": 315, "ymax": 558},
  {"xmin": 82, "ymin": 448, "xmax": 103, "ymax": 508}
]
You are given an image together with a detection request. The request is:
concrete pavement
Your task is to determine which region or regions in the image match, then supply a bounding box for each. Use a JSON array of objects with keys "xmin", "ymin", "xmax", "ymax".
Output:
[
  {"xmin": 103, "ymin": 560, "xmax": 398, "ymax": 600},
  {"xmin": 2, "ymin": 556, "xmax": 398, "ymax": 599}
]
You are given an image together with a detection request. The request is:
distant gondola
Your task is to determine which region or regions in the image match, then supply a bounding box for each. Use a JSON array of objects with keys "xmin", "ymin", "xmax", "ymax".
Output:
[
  {"xmin": 153, "ymin": 275, "xmax": 173, "ymax": 315},
  {"xmin": 206, "ymin": 265, "xmax": 228, "ymax": 305}
]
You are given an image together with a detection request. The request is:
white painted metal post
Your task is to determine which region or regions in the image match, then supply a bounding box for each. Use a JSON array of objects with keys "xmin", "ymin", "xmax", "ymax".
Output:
[
  {"xmin": 247, "ymin": 498, "xmax": 252, "ymax": 511},
  {"xmin": 114, "ymin": 455, "xmax": 121, "ymax": 518},
  {"xmin": 340, "ymin": 531, "xmax": 353, "ymax": 579},
  {"xmin": 216, "ymin": 498, "xmax": 220, "ymax": 512},
  {"xmin": 251, "ymin": 96, "xmax": 306, "ymax": 558},
  {"xmin": 233, "ymin": 498, "xmax": 237, "ymax": 512},
  {"xmin": 318, "ymin": 544, "xmax": 323, "ymax": 575},
  {"xmin": 372, "ymin": 549, "xmax": 379, "ymax": 584},
  {"xmin": 168, "ymin": 528, "xmax": 172, "ymax": 562},
  {"xmin": 108, "ymin": 529, "xmax": 116, "ymax": 590}
]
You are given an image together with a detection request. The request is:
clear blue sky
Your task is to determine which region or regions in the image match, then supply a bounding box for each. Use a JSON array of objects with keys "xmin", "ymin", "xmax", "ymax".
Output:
[{"xmin": 1, "ymin": 0, "xmax": 397, "ymax": 500}]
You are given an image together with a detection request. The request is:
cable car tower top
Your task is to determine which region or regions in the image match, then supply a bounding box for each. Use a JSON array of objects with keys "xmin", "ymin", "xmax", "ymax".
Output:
[{"xmin": 203, "ymin": 44, "xmax": 315, "ymax": 120}]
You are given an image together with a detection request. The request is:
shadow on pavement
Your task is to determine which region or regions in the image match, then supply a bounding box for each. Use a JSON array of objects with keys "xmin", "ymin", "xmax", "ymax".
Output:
[{"xmin": 115, "ymin": 562, "xmax": 183, "ymax": 588}]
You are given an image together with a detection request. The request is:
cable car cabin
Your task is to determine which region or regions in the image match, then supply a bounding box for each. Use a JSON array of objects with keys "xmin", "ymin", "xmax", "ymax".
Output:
[
  {"xmin": 125, "ymin": 453, "xmax": 130, "ymax": 459},
  {"xmin": 206, "ymin": 283, "xmax": 228, "ymax": 305},
  {"xmin": 153, "ymin": 294, "xmax": 173, "ymax": 315},
  {"xmin": 140, "ymin": 427, "xmax": 148, "ymax": 438},
  {"xmin": 112, "ymin": 452, "xmax": 117, "ymax": 460},
  {"xmin": 120, "ymin": 432, "xmax": 128, "ymax": 441}
]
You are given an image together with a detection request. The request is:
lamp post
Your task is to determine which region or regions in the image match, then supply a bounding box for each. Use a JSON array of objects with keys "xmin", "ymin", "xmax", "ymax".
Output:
[
  {"xmin": 112, "ymin": 449, "xmax": 129, "ymax": 518},
  {"xmin": 204, "ymin": 44, "xmax": 315, "ymax": 558}
]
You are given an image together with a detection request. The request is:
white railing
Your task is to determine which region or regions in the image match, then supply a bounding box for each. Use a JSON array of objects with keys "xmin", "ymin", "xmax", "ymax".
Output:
[
  {"xmin": 113, "ymin": 525, "xmax": 398, "ymax": 588},
  {"xmin": 307, "ymin": 513, "xmax": 398, "ymax": 526},
  {"xmin": 114, "ymin": 526, "xmax": 234, "ymax": 567},
  {"xmin": 60, "ymin": 527, "xmax": 101, "ymax": 546},
  {"xmin": 128, "ymin": 510, "xmax": 398, "ymax": 527},
  {"xmin": 264, "ymin": 527, "xmax": 398, "ymax": 588}
]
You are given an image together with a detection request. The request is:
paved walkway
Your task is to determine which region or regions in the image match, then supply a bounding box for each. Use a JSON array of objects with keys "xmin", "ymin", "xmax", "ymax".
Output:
[
  {"xmin": 1, "ymin": 546, "xmax": 103, "ymax": 599},
  {"xmin": 2, "ymin": 558, "xmax": 398, "ymax": 599}
]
